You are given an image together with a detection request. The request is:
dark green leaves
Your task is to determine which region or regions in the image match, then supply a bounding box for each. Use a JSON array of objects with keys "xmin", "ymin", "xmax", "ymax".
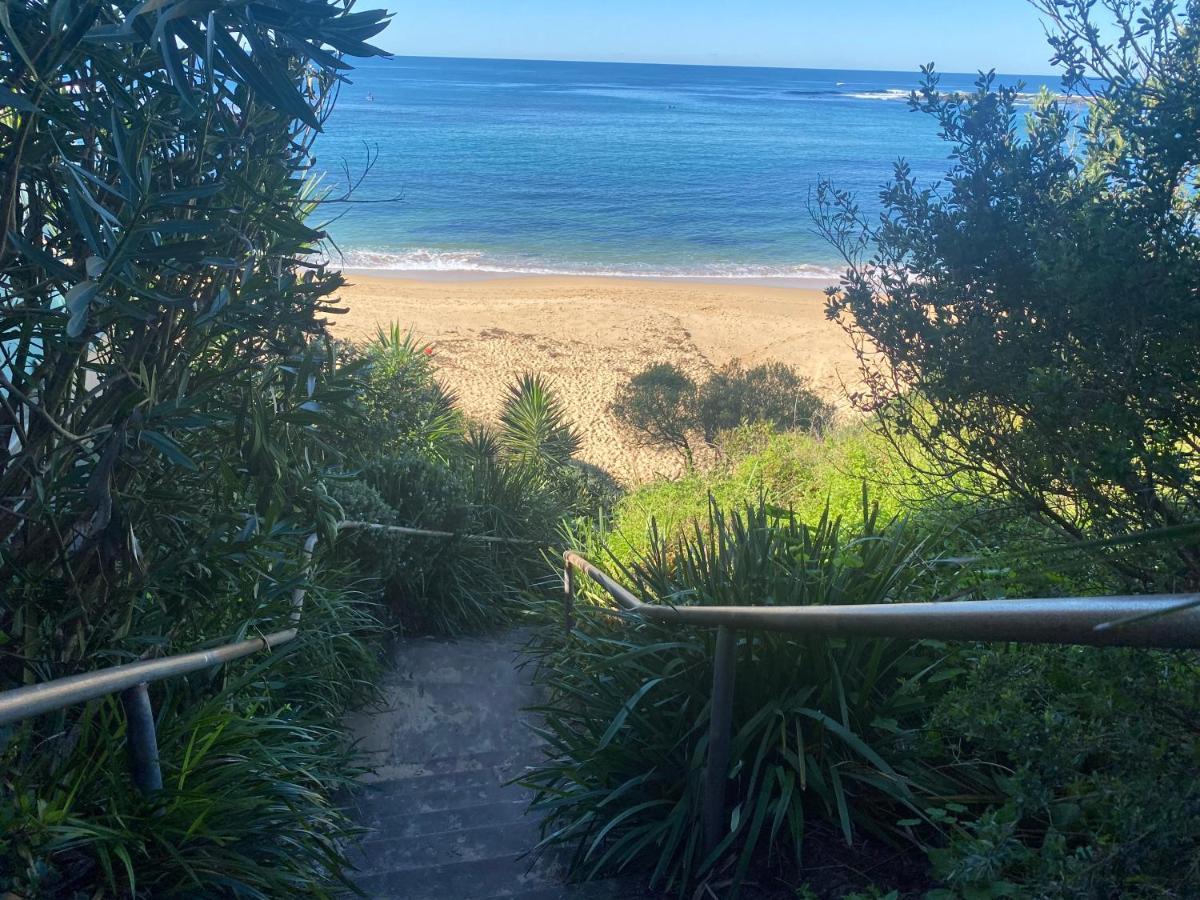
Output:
[
  {"xmin": 1, "ymin": 0, "xmax": 390, "ymax": 893},
  {"xmin": 522, "ymin": 496, "xmax": 973, "ymax": 894},
  {"xmin": 814, "ymin": 1, "xmax": 1200, "ymax": 590}
]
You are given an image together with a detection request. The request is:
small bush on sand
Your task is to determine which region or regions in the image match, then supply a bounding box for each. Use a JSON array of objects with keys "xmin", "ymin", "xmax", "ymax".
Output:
[
  {"xmin": 611, "ymin": 362, "xmax": 700, "ymax": 463},
  {"xmin": 612, "ymin": 361, "xmax": 835, "ymax": 466},
  {"xmin": 698, "ymin": 361, "xmax": 835, "ymax": 442}
]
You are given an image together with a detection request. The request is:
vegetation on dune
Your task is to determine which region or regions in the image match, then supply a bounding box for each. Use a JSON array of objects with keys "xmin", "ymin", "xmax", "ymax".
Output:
[
  {"xmin": 613, "ymin": 361, "xmax": 835, "ymax": 467},
  {"xmin": 328, "ymin": 332, "xmax": 601, "ymax": 633},
  {"xmin": 603, "ymin": 424, "xmax": 918, "ymax": 563}
]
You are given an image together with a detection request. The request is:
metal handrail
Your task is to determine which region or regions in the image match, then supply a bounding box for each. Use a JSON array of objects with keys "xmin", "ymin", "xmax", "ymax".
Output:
[
  {"xmin": 0, "ymin": 520, "xmax": 538, "ymax": 791},
  {"xmin": 562, "ymin": 551, "xmax": 1200, "ymax": 648},
  {"xmin": 0, "ymin": 629, "xmax": 297, "ymax": 728},
  {"xmin": 561, "ymin": 550, "xmax": 1200, "ymax": 855}
]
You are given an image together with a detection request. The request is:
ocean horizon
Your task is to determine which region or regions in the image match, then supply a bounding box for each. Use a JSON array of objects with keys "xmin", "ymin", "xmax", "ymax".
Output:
[{"xmin": 314, "ymin": 55, "xmax": 1066, "ymax": 283}]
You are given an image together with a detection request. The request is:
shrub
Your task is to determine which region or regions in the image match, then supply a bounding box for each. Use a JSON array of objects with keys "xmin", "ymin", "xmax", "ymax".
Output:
[
  {"xmin": 354, "ymin": 326, "xmax": 463, "ymax": 458},
  {"xmin": 698, "ymin": 362, "xmax": 835, "ymax": 443},
  {"xmin": 925, "ymin": 644, "xmax": 1200, "ymax": 898},
  {"xmin": 611, "ymin": 362, "xmax": 699, "ymax": 463},
  {"xmin": 522, "ymin": 495, "xmax": 979, "ymax": 893},
  {"xmin": 0, "ymin": 1, "xmax": 390, "ymax": 893},
  {"xmin": 499, "ymin": 373, "xmax": 583, "ymax": 470},
  {"xmin": 814, "ymin": 0, "xmax": 1200, "ymax": 588},
  {"xmin": 327, "ymin": 362, "xmax": 597, "ymax": 634},
  {"xmin": 612, "ymin": 362, "xmax": 836, "ymax": 465}
]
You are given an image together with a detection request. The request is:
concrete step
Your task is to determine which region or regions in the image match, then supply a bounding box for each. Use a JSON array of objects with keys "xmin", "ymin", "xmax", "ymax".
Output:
[
  {"xmin": 348, "ymin": 681, "xmax": 546, "ymax": 771},
  {"xmin": 342, "ymin": 628, "xmax": 594, "ymax": 899},
  {"xmin": 500, "ymin": 877, "xmax": 658, "ymax": 899},
  {"xmin": 354, "ymin": 744, "xmax": 548, "ymax": 786},
  {"xmin": 349, "ymin": 819, "xmax": 543, "ymax": 876},
  {"xmin": 381, "ymin": 746, "xmax": 548, "ymax": 779},
  {"xmin": 377, "ymin": 632, "xmax": 538, "ymax": 687},
  {"xmin": 354, "ymin": 778, "xmax": 533, "ymax": 822},
  {"xmin": 357, "ymin": 799, "xmax": 532, "ymax": 843},
  {"xmin": 350, "ymin": 848, "xmax": 568, "ymax": 898}
]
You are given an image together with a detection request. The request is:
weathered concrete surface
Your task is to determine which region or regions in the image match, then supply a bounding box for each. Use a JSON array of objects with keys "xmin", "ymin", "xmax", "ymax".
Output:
[{"xmin": 342, "ymin": 629, "xmax": 647, "ymax": 898}]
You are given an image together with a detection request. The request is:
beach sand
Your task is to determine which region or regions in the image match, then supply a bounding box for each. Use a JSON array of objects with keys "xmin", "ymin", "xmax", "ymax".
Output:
[{"xmin": 327, "ymin": 273, "xmax": 860, "ymax": 484}]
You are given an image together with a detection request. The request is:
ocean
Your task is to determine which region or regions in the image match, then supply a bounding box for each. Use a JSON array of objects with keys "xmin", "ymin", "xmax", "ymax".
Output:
[{"xmin": 313, "ymin": 56, "xmax": 1060, "ymax": 284}]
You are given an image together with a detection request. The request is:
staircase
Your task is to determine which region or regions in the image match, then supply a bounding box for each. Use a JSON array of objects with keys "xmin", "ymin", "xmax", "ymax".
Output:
[{"xmin": 342, "ymin": 629, "xmax": 647, "ymax": 898}]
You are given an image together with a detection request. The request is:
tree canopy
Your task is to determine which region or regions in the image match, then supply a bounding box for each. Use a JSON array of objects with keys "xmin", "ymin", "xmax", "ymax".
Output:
[{"xmin": 816, "ymin": 0, "xmax": 1200, "ymax": 588}]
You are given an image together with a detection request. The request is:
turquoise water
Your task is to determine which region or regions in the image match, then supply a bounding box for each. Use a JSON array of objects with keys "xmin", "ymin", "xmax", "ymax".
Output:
[{"xmin": 314, "ymin": 56, "xmax": 1058, "ymax": 282}]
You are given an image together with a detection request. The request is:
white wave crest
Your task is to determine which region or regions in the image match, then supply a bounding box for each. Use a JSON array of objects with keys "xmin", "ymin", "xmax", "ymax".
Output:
[
  {"xmin": 845, "ymin": 89, "xmax": 911, "ymax": 101},
  {"xmin": 326, "ymin": 247, "xmax": 844, "ymax": 283}
]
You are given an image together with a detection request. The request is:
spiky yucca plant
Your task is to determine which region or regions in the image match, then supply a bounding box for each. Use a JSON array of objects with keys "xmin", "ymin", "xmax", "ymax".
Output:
[
  {"xmin": 355, "ymin": 325, "xmax": 462, "ymax": 458},
  {"xmin": 522, "ymin": 492, "xmax": 993, "ymax": 894},
  {"xmin": 499, "ymin": 373, "xmax": 582, "ymax": 470}
]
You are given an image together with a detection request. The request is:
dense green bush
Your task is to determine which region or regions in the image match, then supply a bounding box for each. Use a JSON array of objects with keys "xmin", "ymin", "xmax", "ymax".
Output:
[
  {"xmin": 1, "ymin": 529, "xmax": 383, "ymax": 896},
  {"xmin": 612, "ymin": 361, "xmax": 835, "ymax": 465},
  {"xmin": 523, "ymin": 496, "xmax": 981, "ymax": 894},
  {"xmin": 815, "ymin": 0, "xmax": 1200, "ymax": 588},
  {"xmin": 353, "ymin": 326, "xmax": 463, "ymax": 458},
  {"xmin": 0, "ymin": 1, "xmax": 391, "ymax": 894},
  {"xmin": 926, "ymin": 645, "xmax": 1200, "ymax": 898},
  {"xmin": 697, "ymin": 362, "xmax": 836, "ymax": 443},
  {"xmin": 327, "ymin": 339, "xmax": 603, "ymax": 633}
]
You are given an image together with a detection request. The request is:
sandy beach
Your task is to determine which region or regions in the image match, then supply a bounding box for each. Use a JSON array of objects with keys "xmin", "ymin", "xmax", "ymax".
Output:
[{"xmin": 327, "ymin": 273, "xmax": 860, "ymax": 484}]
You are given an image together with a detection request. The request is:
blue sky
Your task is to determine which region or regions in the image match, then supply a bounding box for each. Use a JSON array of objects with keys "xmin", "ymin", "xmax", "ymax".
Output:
[{"xmin": 376, "ymin": 1, "xmax": 1059, "ymax": 75}]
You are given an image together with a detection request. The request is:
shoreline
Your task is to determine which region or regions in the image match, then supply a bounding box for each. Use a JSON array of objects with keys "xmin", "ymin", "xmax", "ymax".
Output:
[
  {"xmin": 327, "ymin": 272, "xmax": 859, "ymax": 484},
  {"xmin": 338, "ymin": 267, "xmax": 842, "ymax": 290}
]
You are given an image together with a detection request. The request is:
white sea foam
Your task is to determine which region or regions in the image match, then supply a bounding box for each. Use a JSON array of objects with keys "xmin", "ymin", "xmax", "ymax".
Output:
[
  {"xmin": 845, "ymin": 88, "xmax": 911, "ymax": 101},
  {"xmin": 327, "ymin": 248, "xmax": 844, "ymax": 283},
  {"xmin": 844, "ymin": 87, "xmax": 1084, "ymax": 105}
]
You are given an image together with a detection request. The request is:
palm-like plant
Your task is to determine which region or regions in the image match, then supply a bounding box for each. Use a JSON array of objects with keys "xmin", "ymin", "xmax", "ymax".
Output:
[
  {"xmin": 522, "ymin": 492, "xmax": 992, "ymax": 894},
  {"xmin": 462, "ymin": 421, "xmax": 503, "ymax": 465},
  {"xmin": 356, "ymin": 325, "xmax": 462, "ymax": 457},
  {"xmin": 499, "ymin": 372, "xmax": 582, "ymax": 470}
]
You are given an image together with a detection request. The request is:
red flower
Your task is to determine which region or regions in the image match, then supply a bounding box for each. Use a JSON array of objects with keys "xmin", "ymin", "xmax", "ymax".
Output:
[{"xmin": 424, "ymin": 346, "xmax": 433, "ymax": 356}]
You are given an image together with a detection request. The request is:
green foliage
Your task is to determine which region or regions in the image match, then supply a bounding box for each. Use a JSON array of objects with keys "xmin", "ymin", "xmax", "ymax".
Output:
[
  {"xmin": 925, "ymin": 645, "xmax": 1200, "ymax": 898},
  {"xmin": 0, "ymin": 1, "xmax": 391, "ymax": 892},
  {"xmin": 527, "ymin": 425, "xmax": 1200, "ymax": 896},
  {"xmin": 697, "ymin": 362, "xmax": 835, "ymax": 443},
  {"xmin": 814, "ymin": 0, "xmax": 1200, "ymax": 588},
  {"xmin": 355, "ymin": 326, "xmax": 463, "ymax": 457},
  {"xmin": 612, "ymin": 361, "xmax": 836, "ymax": 465},
  {"xmin": 499, "ymin": 372, "xmax": 583, "ymax": 470},
  {"xmin": 611, "ymin": 362, "xmax": 700, "ymax": 462},
  {"xmin": 523, "ymin": 495, "xmax": 978, "ymax": 893},
  {"xmin": 1, "ymin": 541, "xmax": 383, "ymax": 897},
  {"xmin": 327, "ymin": 359, "xmax": 599, "ymax": 633},
  {"xmin": 606, "ymin": 424, "xmax": 918, "ymax": 563}
]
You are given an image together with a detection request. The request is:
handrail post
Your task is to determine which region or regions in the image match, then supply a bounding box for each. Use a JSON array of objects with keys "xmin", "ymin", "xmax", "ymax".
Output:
[
  {"xmin": 121, "ymin": 682, "xmax": 163, "ymax": 794},
  {"xmin": 702, "ymin": 624, "xmax": 737, "ymax": 858},
  {"xmin": 563, "ymin": 561, "xmax": 576, "ymax": 632}
]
